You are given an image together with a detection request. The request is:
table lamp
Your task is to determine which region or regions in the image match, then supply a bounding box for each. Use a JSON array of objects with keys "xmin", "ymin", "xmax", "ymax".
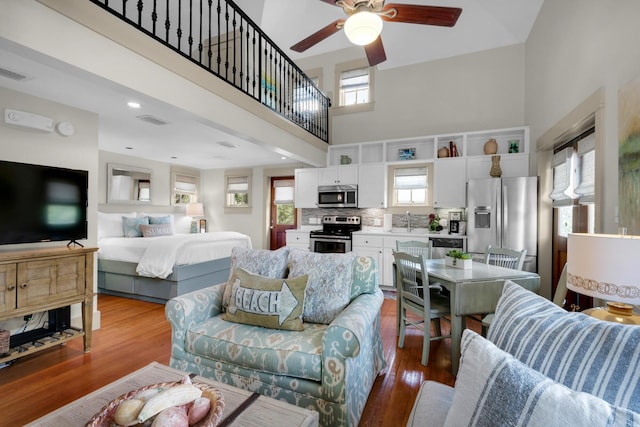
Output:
[
  {"xmin": 186, "ymin": 202, "xmax": 205, "ymax": 233},
  {"xmin": 567, "ymin": 233, "xmax": 640, "ymax": 324}
]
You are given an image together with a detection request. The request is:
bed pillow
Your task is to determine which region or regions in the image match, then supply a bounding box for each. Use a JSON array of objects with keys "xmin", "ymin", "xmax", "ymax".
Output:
[
  {"xmin": 122, "ymin": 216, "xmax": 149, "ymax": 238},
  {"xmin": 288, "ymin": 249, "xmax": 356, "ymax": 324},
  {"xmin": 146, "ymin": 215, "xmax": 175, "ymax": 234},
  {"xmin": 139, "ymin": 223, "xmax": 174, "ymax": 237},
  {"xmin": 222, "ymin": 268, "xmax": 308, "ymax": 331},
  {"xmin": 443, "ymin": 330, "xmax": 640, "ymax": 427},
  {"xmin": 222, "ymin": 247, "xmax": 290, "ymax": 309},
  {"xmin": 98, "ymin": 212, "xmax": 134, "ymax": 239}
]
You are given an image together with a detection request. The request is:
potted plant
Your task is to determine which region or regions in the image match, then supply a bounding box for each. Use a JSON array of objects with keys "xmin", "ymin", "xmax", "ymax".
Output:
[{"xmin": 445, "ymin": 249, "xmax": 473, "ymax": 269}]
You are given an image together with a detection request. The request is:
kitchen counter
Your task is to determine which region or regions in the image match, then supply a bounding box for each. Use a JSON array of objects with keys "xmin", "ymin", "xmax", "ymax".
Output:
[{"xmin": 355, "ymin": 228, "xmax": 467, "ymax": 239}]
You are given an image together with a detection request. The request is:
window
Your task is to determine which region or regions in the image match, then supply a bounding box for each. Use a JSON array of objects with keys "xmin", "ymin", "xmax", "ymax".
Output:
[
  {"xmin": 294, "ymin": 76, "xmax": 320, "ymax": 114},
  {"xmin": 392, "ymin": 166, "xmax": 429, "ymax": 206},
  {"xmin": 273, "ymin": 178, "xmax": 295, "ymax": 225},
  {"xmin": 339, "ymin": 67, "xmax": 369, "ymax": 106},
  {"xmin": 333, "ymin": 60, "xmax": 374, "ymax": 115},
  {"xmin": 171, "ymin": 167, "xmax": 200, "ymax": 205},
  {"xmin": 225, "ymin": 174, "xmax": 250, "ymax": 208}
]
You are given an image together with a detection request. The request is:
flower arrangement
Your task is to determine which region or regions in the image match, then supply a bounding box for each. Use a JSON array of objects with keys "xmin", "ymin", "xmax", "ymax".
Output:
[{"xmin": 428, "ymin": 213, "xmax": 443, "ymax": 232}]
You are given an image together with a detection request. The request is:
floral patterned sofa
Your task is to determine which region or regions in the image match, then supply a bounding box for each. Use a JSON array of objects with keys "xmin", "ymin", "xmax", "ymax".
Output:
[{"xmin": 166, "ymin": 247, "xmax": 386, "ymax": 427}]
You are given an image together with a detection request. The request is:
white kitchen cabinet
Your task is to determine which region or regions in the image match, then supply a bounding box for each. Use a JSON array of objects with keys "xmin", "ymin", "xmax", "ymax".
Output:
[
  {"xmin": 433, "ymin": 157, "xmax": 467, "ymax": 208},
  {"xmin": 357, "ymin": 163, "xmax": 387, "ymax": 208},
  {"xmin": 294, "ymin": 168, "xmax": 318, "ymax": 208},
  {"xmin": 285, "ymin": 230, "xmax": 311, "ymax": 251},
  {"xmin": 317, "ymin": 165, "xmax": 359, "ymax": 186}
]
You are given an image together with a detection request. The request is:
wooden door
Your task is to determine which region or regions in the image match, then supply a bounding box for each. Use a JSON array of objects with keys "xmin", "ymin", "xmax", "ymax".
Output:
[
  {"xmin": 270, "ymin": 177, "xmax": 297, "ymax": 250},
  {"xmin": 552, "ymin": 204, "xmax": 591, "ymax": 310},
  {"xmin": 0, "ymin": 264, "xmax": 17, "ymax": 313},
  {"xmin": 16, "ymin": 256, "xmax": 84, "ymax": 308}
]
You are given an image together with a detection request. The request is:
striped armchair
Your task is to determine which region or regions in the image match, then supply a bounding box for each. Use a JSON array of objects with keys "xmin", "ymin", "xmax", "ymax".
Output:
[{"xmin": 408, "ymin": 280, "xmax": 640, "ymax": 426}]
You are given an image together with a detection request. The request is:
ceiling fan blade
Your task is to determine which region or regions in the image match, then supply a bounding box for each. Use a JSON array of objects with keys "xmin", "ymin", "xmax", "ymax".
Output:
[
  {"xmin": 381, "ymin": 4, "xmax": 462, "ymax": 27},
  {"xmin": 364, "ymin": 36, "xmax": 386, "ymax": 66},
  {"xmin": 290, "ymin": 19, "xmax": 345, "ymax": 52}
]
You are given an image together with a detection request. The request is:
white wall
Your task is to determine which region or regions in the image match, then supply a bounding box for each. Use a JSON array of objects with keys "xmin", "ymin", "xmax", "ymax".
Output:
[
  {"xmin": 297, "ymin": 44, "xmax": 526, "ymax": 144},
  {"xmin": 0, "ymin": 87, "xmax": 100, "ymax": 328},
  {"xmin": 524, "ymin": 0, "xmax": 640, "ymax": 296}
]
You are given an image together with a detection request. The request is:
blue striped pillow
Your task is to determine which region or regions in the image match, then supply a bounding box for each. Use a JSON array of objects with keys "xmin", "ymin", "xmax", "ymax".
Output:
[
  {"xmin": 488, "ymin": 280, "xmax": 640, "ymax": 413},
  {"xmin": 444, "ymin": 330, "xmax": 640, "ymax": 427}
]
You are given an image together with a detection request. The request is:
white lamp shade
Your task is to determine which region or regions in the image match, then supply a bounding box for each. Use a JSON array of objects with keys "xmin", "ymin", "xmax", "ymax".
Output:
[
  {"xmin": 567, "ymin": 233, "xmax": 640, "ymax": 305},
  {"xmin": 344, "ymin": 11, "xmax": 383, "ymax": 46},
  {"xmin": 185, "ymin": 202, "xmax": 204, "ymax": 217}
]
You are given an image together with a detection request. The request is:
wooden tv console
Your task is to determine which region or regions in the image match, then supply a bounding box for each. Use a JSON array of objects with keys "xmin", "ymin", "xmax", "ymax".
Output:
[{"xmin": 0, "ymin": 246, "xmax": 97, "ymax": 364}]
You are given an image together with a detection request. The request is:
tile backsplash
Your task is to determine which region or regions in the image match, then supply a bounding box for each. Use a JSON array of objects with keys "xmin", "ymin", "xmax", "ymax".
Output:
[{"xmin": 301, "ymin": 208, "xmax": 466, "ymax": 229}]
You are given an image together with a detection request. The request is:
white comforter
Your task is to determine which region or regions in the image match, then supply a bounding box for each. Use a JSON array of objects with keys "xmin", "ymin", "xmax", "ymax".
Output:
[{"xmin": 98, "ymin": 232, "xmax": 252, "ymax": 279}]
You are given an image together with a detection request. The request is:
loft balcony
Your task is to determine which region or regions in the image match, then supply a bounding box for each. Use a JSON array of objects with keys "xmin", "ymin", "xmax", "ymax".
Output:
[{"xmin": 88, "ymin": 0, "xmax": 330, "ymax": 143}]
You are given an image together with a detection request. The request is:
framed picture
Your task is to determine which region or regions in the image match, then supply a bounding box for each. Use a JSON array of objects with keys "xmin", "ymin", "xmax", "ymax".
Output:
[
  {"xmin": 398, "ymin": 148, "xmax": 416, "ymax": 160},
  {"xmin": 199, "ymin": 219, "xmax": 207, "ymax": 233}
]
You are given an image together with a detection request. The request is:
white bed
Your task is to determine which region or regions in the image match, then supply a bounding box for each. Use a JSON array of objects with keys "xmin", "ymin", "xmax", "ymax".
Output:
[{"xmin": 97, "ymin": 212, "xmax": 252, "ymax": 303}]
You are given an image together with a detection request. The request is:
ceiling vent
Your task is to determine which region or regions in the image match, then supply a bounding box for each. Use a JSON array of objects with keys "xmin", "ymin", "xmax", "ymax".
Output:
[
  {"xmin": 136, "ymin": 115, "xmax": 169, "ymax": 125},
  {"xmin": 0, "ymin": 66, "xmax": 32, "ymax": 82}
]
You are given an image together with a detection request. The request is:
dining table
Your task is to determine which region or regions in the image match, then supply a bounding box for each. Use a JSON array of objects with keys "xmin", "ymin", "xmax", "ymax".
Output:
[{"xmin": 396, "ymin": 258, "xmax": 540, "ymax": 375}]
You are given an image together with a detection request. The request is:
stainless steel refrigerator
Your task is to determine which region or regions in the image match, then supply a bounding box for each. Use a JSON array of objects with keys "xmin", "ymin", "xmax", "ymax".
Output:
[{"xmin": 466, "ymin": 177, "xmax": 538, "ymax": 272}]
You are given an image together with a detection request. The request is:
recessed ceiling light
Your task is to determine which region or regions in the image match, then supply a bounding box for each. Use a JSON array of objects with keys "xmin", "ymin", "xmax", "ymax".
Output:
[
  {"xmin": 281, "ymin": 156, "xmax": 287, "ymax": 160},
  {"xmin": 128, "ymin": 101, "xmax": 141, "ymax": 108}
]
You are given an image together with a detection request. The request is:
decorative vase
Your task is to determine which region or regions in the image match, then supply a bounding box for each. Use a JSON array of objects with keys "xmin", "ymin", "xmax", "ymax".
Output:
[
  {"xmin": 489, "ymin": 155, "xmax": 502, "ymax": 177},
  {"xmin": 437, "ymin": 147, "xmax": 450, "ymax": 158},
  {"xmin": 484, "ymin": 138, "xmax": 498, "ymax": 155}
]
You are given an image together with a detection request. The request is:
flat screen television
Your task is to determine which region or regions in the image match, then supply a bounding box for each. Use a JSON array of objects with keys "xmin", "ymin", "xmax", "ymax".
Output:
[{"xmin": 0, "ymin": 160, "xmax": 88, "ymax": 245}]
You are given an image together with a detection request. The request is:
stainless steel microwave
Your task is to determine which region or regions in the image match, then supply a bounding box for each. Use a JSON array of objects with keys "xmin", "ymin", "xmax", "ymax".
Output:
[{"xmin": 317, "ymin": 184, "xmax": 358, "ymax": 208}]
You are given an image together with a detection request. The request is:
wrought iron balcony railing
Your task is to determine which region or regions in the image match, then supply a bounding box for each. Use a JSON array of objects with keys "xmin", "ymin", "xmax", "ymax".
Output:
[{"xmin": 90, "ymin": 0, "xmax": 330, "ymax": 142}]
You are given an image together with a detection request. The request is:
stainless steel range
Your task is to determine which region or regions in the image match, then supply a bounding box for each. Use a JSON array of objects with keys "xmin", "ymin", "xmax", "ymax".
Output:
[{"xmin": 309, "ymin": 215, "xmax": 361, "ymax": 253}]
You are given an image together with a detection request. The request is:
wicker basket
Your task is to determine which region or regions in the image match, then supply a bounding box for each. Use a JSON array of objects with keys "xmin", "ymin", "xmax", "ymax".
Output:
[
  {"xmin": 86, "ymin": 381, "xmax": 224, "ymax": 427},
  {"xmin": 0, "ymin": 329, "xmax": 9, "ymax": 354}
]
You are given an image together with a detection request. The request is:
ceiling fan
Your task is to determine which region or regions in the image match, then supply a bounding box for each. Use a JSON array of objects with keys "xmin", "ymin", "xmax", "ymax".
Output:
[{"xmin": 290, "ymin": 0, "xmax": 462, "ymax": 66}]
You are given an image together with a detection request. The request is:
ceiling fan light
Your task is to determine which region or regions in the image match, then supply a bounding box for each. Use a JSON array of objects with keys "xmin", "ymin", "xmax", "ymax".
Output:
[{"xmin": 344, "ymin": 11, "xmax": 383, "ymax": 46}]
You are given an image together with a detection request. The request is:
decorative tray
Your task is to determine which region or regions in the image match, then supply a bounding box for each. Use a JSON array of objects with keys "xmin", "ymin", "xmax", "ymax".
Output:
[{"xmin": 86, "ymin": 380, "xmax": 225, "ymax": 427}]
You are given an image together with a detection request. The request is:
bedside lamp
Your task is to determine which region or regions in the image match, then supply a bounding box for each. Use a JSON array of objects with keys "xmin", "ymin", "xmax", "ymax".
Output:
[
  {"xmin": 567, "ymin": 233, "xmax": 640, "ymax": 324},
  {"xmin": 185, "ymin": 203, "xmax": 205, "ymax": 233}
]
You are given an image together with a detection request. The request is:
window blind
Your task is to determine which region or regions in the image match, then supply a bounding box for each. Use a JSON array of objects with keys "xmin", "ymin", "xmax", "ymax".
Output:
[
  {"xmin": 227, "ymin": 176, "xmax": 249, "ymax": 194},
  {"xmin": 394, "ymin": 167, "xmax": 427, "ymax": 189},
  {"xmin": 273, "ymin": 179, "xmax": 294, "ymax": 204},
  {"xmin": 575, "ymin": 133, "xmax": 595, "ymax": 204},
  {"xmin": 549, "ymin": 147, "xmax": 578, "ymax": 207}
]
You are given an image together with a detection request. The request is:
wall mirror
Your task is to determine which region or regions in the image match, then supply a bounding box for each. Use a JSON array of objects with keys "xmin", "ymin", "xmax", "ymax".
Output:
[{"xmin": 107, "ymin": 163, "xmax": 152, "ymax": 204}]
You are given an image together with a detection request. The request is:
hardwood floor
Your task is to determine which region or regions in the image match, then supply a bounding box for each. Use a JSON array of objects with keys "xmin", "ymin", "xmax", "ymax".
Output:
[{"xmin": 0, "ymin": 294, "xmax": 478, "ymax": 426}]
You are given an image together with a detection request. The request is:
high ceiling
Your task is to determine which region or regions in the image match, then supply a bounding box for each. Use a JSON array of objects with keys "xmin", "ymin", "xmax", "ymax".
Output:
[{"xmin": 0, "ymin": 0, "xmax": 543, "ymax": 170}]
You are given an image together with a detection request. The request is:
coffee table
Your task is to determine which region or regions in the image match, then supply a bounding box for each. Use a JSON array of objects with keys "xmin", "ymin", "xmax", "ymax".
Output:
[{"xmin": 26, "ymin": 362, "xmax": 319, "ymax": 426}]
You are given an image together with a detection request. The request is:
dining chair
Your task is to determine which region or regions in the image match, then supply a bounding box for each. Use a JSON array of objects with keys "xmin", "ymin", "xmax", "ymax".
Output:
[
  {"xmin": 394, "ymin": 250, "xmax": 451, "ymax": 366},
  {"xmin": 482, "ymin": 264, "xmax": 568, "ymax": 335},
  {"xmin": 396, "ymin": 240, "xmax": 433, "ymax": 259},
  {"xmin": 396, "ymin": 240, "xmax": 445, "ymax": 292},
  {"xmin": 483, "ymin": 245, "xmax": 527, "ymax": 270},
  {"xmin": 478, "ymin": 245, "xmax": 527, "ymax": 334}
]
